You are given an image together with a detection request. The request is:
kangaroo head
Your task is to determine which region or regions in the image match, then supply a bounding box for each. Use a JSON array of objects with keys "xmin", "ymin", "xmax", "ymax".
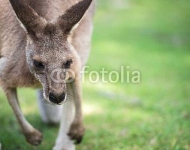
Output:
[{"xmin": 9, "ymin": 0, "xmax": 92, "ymax": 104}]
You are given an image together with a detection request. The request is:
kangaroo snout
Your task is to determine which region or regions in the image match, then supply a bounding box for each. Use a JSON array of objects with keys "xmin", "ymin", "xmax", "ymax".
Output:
[{"xmin": 49, "ymin": 92, "xmax": 66, "ymax": 104}]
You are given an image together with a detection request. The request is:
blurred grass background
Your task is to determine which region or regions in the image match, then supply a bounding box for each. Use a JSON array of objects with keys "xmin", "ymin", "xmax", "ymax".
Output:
[{"xmin": 0, "ymin": 0, "xmax": 190, "ymax": 149}]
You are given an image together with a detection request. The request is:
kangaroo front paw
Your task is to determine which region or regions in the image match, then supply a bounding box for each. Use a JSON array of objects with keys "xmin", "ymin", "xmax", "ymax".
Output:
[
  {"xmin": 24, "ymin": 129, "xmax": 43, "ymax": 146},
  {"xmin": 68, "ymin": 121, "xmax": 85, "ymax": 144}
]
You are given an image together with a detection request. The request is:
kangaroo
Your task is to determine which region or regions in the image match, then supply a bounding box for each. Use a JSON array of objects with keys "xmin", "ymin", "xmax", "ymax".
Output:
[{"xmin": 0, "ymin": 0, "xmax": 94, "ymax": 149}]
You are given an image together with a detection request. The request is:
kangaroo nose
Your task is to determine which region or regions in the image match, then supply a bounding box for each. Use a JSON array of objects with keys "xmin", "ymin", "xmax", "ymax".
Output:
[{"xmin": 49, "ymin": 92, "xmax": 66, "ymax": 104}]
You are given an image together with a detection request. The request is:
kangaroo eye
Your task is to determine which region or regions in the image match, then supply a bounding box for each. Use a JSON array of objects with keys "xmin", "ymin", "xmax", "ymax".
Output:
[
  {"xmin": 33, "ymin": 60, "xmax": 44, "ymax": 69},
  {"xmin": 64, "ymin": 59, "xmax": 73, "ymax": 69}
]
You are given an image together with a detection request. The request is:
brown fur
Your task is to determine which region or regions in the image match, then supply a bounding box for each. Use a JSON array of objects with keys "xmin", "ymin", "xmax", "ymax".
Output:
[
  {"xmin": 0, "ymin": 0, "xmax": 94, "ymax": 147},
  {"xmin": 0, "ymin": 0, "xmax": 94, "ymax": 90}
]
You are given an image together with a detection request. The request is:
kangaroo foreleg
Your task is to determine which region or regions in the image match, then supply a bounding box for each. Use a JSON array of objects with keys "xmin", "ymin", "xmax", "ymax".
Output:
[
  {"xmin": 5, "ymin": 88, "xmax": 42, "ymax": 146},
  {"xmin": 67, "ymin": 77, "xmax": 85, "ymax": 144}
]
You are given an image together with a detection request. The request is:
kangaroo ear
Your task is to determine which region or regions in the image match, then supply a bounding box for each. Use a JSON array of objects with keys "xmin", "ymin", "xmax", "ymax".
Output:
[
  {"xmin": 9, "ymin": 0, "xmax": 46, "ymax": 37},
  {"xmin": 57, "ymin": 0, "xmax": 93, "ymax": 34}
]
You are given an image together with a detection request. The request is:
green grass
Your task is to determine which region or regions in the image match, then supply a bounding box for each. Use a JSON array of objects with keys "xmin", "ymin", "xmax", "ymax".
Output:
[{"xmin": 1, "ymin": 0, "xmax": 190, "ymax": 149}]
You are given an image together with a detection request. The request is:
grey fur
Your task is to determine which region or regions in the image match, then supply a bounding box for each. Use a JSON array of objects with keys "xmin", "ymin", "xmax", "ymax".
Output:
[{"xmin": 0, "ymin": 0, "xmax": 94, "ymax": 148}]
